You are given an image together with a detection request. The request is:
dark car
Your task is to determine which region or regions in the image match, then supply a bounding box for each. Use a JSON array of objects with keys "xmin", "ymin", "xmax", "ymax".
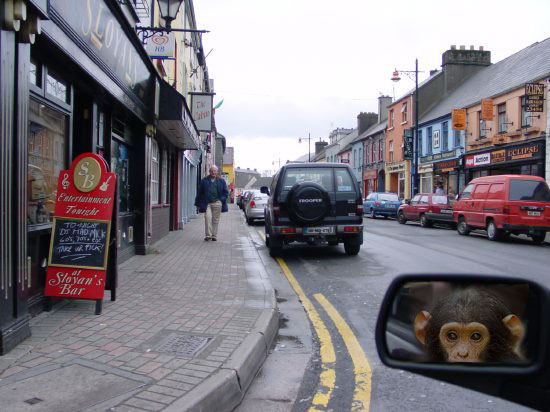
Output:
[
  {"xmin": 264, "ymin": 163, "xmax": 364, "ymax": 256},
  {"xmin": 397, "ymin": 193, "xmax": 455, "ymax": 228},
  {"xmin": 363, "ymin": 192, "xmax": 401, "ymax": 218}
]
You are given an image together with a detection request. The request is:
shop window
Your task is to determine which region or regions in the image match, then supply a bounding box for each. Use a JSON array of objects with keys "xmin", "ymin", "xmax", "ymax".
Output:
[
  {"xmin": 498, "ymin": 103, "xmax": 507, "ymax": 133},
  {"xmin": 97, "ymin": 111, "xmax": 105, "ymax": 148},
  {"xmin": 111, "ymin": 140, "xmax": 133, "ymax": 213},
  {"xmin": 29, "ymin": 58, "xmax": 41, "ymax": 88},
  {"xmin": 46, "ymin": 70, "xmax": 70, "ymax": 104},
  {"xmin": 161, "ymin": 149, "xmax": 169, "ymax": 204},
  {"xmin": 27, "ymin": 99, "xmax": 67, "ymax": 227},
  {"xmin": 442, "ymin": 122, "xmax": 448, "ymax": 151},
  {"xmin": 521, "ymin": 96, "xmax": 532, "ymax": 128},
  {"xmin": 479, "ymin": 112, "xmax": 487, "ymax": 138},
  {"xmin": 151, "ymin": 140, "xmax": 160, "ymax": 205},
  {"xmin": 421, "ymin": 173, "xmax": 432, "ymax": 194}
]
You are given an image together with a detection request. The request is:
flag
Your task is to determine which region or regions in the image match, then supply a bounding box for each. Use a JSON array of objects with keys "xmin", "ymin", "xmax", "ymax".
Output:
[{"xmin": 213, "ymin": 99, "xmax": 224, "ymax": 110}]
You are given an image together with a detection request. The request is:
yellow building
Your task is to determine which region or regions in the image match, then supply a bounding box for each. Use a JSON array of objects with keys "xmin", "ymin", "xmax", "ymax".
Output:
[{"xmin": 223, "ymin": 147, "xmax": 235, "ymax": 202}]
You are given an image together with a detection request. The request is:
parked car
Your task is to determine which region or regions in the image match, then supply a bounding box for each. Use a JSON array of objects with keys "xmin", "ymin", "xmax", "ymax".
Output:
[
  {"xmin": 453, "ymin": 175, "xmax": 550, "ymax": 243},
  {"xmin": 238, "ymin": 191, "xmax": 252, "ymax": 210},
  {"xmin": 264, "ymin": 163, "xmax": 363, "ymax": 256},
  {"xmin": 244, "ymin": 192, "xmax": 269, "ymax": 224},
  {"xmin": 363, "ymin": 192, "xmax": 401, "ymax": 218},
  {"xmin": 397, "ymin": 193, "xmax": 456, "ymax": 228}
]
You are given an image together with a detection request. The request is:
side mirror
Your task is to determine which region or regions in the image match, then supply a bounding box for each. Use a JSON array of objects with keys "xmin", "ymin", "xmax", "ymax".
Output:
[
  {"xmin": 405, "ymin": 199, "xmax": 411, "ymax": 205},
  {"xmin": 260, "ymin": 186, "xmax": 270, "ymax": 195},
  {"xmin": 376, "ymin": 274, "xmax": 550, "ymax": 411}
]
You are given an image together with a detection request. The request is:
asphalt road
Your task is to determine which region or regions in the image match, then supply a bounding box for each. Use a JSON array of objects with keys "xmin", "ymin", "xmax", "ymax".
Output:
[{"xmin": 241, "ymin": 216, "xmax": 549, "ymax": 412}]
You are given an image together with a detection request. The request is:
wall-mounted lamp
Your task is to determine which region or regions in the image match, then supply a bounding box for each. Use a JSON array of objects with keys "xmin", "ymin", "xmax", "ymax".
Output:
[{"xmin": 136, "ymin": 0, "xmax": 209, "ymax": 44}]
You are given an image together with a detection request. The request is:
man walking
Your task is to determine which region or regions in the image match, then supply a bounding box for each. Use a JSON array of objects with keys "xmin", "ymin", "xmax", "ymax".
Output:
[{"xmin": 195, "ymin": 165, "xmax": 229, "ymax": 241}]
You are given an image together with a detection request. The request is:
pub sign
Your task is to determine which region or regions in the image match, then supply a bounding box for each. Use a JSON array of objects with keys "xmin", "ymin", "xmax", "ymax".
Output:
[
  {"xmin": 403, "ymin": 129, "xmax": 413, "ymax": 159},
  {"xmin": 524, "ymin": 83, "xmax": 545, "ymax": 112}
]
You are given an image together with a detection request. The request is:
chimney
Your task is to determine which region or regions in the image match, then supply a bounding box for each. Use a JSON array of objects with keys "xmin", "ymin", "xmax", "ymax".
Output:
[
  {"xmin": 441, "ymin": 44, "xmax": 491, "ymax": 96},
  {"xmin": 377, "ymin": 96, "xmax": 393, "ymax": 123},
  {"xmin": 357, "ymin": 112, "xmax": 378, "ymax": 135},
  {"xmin": 315, "ymin": 141, "xmax": 328, "ymax": 154}
]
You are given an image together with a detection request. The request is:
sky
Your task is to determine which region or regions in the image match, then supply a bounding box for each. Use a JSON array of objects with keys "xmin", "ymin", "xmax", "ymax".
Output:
[{"xmin": 193, "ymin": 0, "xmax": 550, "ymax": 174}]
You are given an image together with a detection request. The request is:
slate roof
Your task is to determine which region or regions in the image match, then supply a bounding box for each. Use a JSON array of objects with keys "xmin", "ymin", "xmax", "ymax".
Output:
[
  {"xmin": 353, "ymin": 121, "xmax": 386, "ymax": 143},
  {"xmin": 420, "ymin": 38, "xmax": 550, "ymax": 124}
]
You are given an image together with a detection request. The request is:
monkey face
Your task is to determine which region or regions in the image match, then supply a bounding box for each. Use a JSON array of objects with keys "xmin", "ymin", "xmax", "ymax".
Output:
[{"xmin": 439, "ymin": 322, "xmax": 490, "ymax": 362}]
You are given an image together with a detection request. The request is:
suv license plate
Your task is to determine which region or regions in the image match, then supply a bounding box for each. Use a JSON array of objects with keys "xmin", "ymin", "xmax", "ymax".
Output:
[
  {"xmin": 441, "ymin": 209, "xmax": 453, "ymax": 214},
  {"xmin": 304, "ymin": 227, "xmax": 334, "ymax": 235},
  {"xmin": 528, "ymin": 211, "xmax": 541, "ymax": 216}
]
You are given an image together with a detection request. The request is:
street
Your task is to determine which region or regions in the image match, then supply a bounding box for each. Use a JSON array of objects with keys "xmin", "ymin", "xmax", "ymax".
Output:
[{"xmin": 240, "ymin": 216, "xmax": 549, "ymax": 412}]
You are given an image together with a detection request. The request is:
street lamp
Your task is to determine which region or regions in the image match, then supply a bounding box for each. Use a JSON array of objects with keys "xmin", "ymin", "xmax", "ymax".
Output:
[
  {"xmin": 298, "ymin": 133, "xmax": 312, "ymax": 162},
  {"xmin": 391, "ymin": 59, "xmax": 421, "ymax": 196},
  {"xmin": 136, "ymin": 0, "xmax": 209, "ymax": 44}
]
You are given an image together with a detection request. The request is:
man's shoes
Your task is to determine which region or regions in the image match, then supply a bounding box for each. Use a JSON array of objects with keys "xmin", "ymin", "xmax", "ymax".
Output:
[
  {"xmin": 211, "ymin": 237, "xmax": 217, "ymax": 241},
  {"xmin": 204, "ymin": 236, "xmax": 210, "ymax": 241}
]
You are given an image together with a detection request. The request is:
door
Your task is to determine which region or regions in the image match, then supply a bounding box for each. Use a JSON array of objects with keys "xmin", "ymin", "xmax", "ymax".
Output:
[
  {"xmin": 405, "ymin": 194, "xmax": 421, "ymax": 219},
  {"xmin": 334, "ymin": 168, "xmax": 360, "ymax": 223},
  {"xmin": 470, "ymin": 184, "xmax": 490, "ymax": 227}
]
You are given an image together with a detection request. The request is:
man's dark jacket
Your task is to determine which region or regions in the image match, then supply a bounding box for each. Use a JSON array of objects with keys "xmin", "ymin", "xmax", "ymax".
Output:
[{"xmin": 194, "ymin": 177, "xmax": 229, "ymax": 213}]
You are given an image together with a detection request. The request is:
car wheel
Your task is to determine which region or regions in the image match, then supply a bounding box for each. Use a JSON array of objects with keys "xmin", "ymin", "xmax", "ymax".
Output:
[
  {"xmin": 420, "ymin": 214, "xmax": 432, "ymax": 228},
  {"xmin": 486, "ymin": 220, "xmax": 502, "ymax": 241},
  {"xmin": 344, "ymin": 242, "xmax": 360, "ymax": 256},
  {"xmin": 397, "ymin": 211, "xmax": 407, "ymax": 225},
  {"xmin": 246, "ymin": 217, "xmax": 253, "ymax": 225},
  {"xmin": 457, "ymin": 217, "xmax": 470, "ymax": 236},
  {"xmin": 531, "ymin": 232, "xmax": 546, "ymax": 245}
]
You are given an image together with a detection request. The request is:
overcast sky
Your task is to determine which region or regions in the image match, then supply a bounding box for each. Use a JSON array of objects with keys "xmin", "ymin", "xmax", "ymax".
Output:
[{"xmin": 193, "ymin": 0, "xmax": 550, "ymax": 174}]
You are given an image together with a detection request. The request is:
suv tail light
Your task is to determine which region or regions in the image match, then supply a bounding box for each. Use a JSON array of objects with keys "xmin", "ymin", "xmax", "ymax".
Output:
[
  {"xmin": 280, "ymin": 227, "xmax": 296, "ymax": 234},
  {"xmin": 344, "ymin": 226, "xmax": 361, "ymax": 233},
  {"xmin": 250, "ymin": 201, "xmax": 256, "ymax": 208},
  {"xmin": 357, "ymin": 203, "xmax": 363, "ymax": 215}
]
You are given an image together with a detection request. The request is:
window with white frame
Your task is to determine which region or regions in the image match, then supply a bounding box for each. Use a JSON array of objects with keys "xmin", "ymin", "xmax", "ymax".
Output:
[
  {"xmin": 389, "ymin": 140, "xmax": 394, "ymax": 162},
  {"xmin": 151, "ymin": 139, "xmax": 160, "ymax": 205},
  {"xmin": 478, "ymin": 112, "xmax": 487, "ymax": 138},
  {"xmin": 161, "ymin": 149, "xmax": 169, "ymax": 204},
  {"xmin": 498, "ymin": 103, "xmax": 507, "ymax": 133},
  {"xmin": 378, "ymin": 140, "xmax": 383, "ymax": 160},
  {"xmin": 521, "ymin": 96, "xmax": 532, "ymax": 128},
  {"xmin": 401, "ymin": 103, "xmax": 408, "ymax": 123},
  {"xmin": 371, "ymin": 142, "xmax": 375, "ymax": 162}
]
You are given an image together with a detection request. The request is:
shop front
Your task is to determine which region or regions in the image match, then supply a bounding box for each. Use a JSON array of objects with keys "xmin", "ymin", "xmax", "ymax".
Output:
[
  {"xmin": 363, "ymin": 169, "xmax": 378, "ymax": 196},
  {"xmin": 418, "ymin": 163, "xmax": 433, "ymax": 194},
  {"xmin": 433, "ymin": 158, "xmax": 464, "ymax": 197},
  {"xmin": 464, "ymin": 139, "xmax": 545, "ymax": 183},
  {"xmin": 1, "ymin": 0, "xmax": 158, "ymax": 354},
  {"xmin": 385, "ymin": 161, "xmax": 410, "ymax": 199}
]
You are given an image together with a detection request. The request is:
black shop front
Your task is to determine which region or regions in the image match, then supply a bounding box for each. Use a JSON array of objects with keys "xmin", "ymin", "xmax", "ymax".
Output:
[{"xmin": 0, "ymin": 0, "xmax": 159, "ymax": 354}]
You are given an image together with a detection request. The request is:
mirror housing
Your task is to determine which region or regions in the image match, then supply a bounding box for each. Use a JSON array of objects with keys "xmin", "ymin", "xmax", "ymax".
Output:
[
  {"xmin": 260, "ymin": 186, "xmax": 270, "ymax": 195},
  {"xmin": 375, "ymin": 274, "xmax": 550, "ymax": 411},
  {"xmin": 405, "ymin": 199, "xmax": 411, "ymax": 205}
]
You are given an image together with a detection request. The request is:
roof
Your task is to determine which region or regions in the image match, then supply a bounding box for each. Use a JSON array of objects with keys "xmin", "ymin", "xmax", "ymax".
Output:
[
  {"xmin": 420, "ymin": 38, "xmax": 550, "ymax": 124},
  {"xmin": 390, "ymin": 70, "xmax": 443, "ymax": 106},
  {"xmin": 223, "ymin": 147, "xmax": 234, "ymax": 164},
  {"xmin": 353, "ymin": 121, "xmax": 386, "ymax": 143}
]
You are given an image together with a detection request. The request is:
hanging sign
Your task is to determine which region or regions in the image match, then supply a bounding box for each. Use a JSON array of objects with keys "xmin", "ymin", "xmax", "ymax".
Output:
[
  {"xmin": 433, "ymin": 130, "xmax": 440, "ymax": 149},
  {"xmin": 452, "ymin": 109, "xmax": 467, "ymax": 130},
  {"xmin": 481, "ymin": 99, "xmax": 493, "ymax": 120},
  {"xmin": 146, "ymin": 32, "xmax": 175, "ymax": 59},
  {"xmin": 524, "ymin": 83, "xmax": 545, "ymax": 112},
  {"xmin": 190, "ymin": 93, "xmax": 214, "ymax": 132},
  {"xmin": 403, "ymin": 129, "xmax": 413, "ymax": 160},
  {"xmin": 45, "ymin": 153, "xmax": 116, "ymax": 301}
]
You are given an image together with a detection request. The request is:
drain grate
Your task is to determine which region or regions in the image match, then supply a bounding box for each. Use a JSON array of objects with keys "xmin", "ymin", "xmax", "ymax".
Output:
[{"xmin": 154, "ymin": 332, "xmax": 213, "ymax": 356}]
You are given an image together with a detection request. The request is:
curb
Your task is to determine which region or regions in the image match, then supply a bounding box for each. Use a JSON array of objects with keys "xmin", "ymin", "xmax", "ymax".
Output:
[{"xmin": 165, "ymin": 307, "xmax": 279, "ymax": 412}]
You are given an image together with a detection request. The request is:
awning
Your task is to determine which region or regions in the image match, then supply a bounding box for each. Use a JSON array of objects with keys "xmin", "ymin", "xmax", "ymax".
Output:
[{"xmin": 158, "ymin": 80, "xmax": 200, "ymax": 150}]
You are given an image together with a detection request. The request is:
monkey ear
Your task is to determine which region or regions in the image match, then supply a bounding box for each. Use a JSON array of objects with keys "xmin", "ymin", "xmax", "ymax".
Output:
[
  {"xmin": 414, "ymin": 311, "xmax": 432, "ymax": 345},
  {"xmin": 502, "ymin": 314, "xmax": 524, "ymax": 347}
]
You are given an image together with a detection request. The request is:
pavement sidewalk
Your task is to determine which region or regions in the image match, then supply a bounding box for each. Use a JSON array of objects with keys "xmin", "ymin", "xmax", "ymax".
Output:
[{"xmin": 0, "ymin": 207, "xmax": 278, "ymax": 412}]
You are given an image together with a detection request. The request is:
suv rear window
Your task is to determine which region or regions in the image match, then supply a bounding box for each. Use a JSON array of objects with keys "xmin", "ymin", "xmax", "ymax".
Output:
[
  {"xmin": 335, "ymin": 169, "xmax": 354, "ymax": 192},
  {"xmin": 282, "ymin": 168, "xmax": 334, "ymax": 191},
  {"xmin": 432, "ymin": 195, "xmax": 450, "ymax": 205},
  {"xmin": 509, "ymin": 180, "xmax": 550, "ymax": 202}
]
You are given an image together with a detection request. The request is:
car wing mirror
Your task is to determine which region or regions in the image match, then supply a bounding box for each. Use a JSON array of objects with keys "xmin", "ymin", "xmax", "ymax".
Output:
[
  {"xmin": 375, "ymin": 274, "xmax": 550, "ymax": 411},
  {"xmin": 405, "ymin": 199, "xmax": 411, "ymax": 205},
  {"xmin": 260, "ymin": 186, "xmax": 270, "ymax": 195}
]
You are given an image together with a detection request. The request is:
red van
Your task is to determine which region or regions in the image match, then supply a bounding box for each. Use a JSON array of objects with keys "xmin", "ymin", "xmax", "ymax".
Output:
[{"xmin": 453, "ymin": 175, "xmax": 550, "ymax": 244}]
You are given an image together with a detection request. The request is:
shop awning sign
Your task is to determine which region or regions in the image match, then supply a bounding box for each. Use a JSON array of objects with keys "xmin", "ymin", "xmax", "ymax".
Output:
[
  {"xmin": 464, "ymin": 142, "xmax": 543, "ymax": 168},
  {"xmin": 524, "ymin": 83, "xmax": 545, "ymax": 112},
  {"xmin": 45, "ymin": 153, "xmax": 116, "ymax": 304},
  {"xmin": 481, "ymin": 99, "xmax": 494, "ymax": 120},
  {"xmin": 146, "ymin": 32, "xmax": 175, "ymax": 59},
  {"xmin": 452, "ymin": 109, "xmax": 467, "ymax": 130}
]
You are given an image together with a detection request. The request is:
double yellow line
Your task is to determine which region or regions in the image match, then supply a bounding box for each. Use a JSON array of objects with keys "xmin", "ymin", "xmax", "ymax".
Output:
[{"xmin": 258, "ymin": 228, "xmax": 371, "ymax": 411}]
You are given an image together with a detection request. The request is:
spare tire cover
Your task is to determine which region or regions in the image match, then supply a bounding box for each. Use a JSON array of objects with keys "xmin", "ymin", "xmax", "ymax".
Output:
[{"xmin": 288, "ymin": 182, "xmax": 331, "ymax": 225}]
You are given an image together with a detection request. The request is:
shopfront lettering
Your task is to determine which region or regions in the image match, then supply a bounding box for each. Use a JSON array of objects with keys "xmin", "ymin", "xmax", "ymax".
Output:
[
  {"xmin": 65, "ymin": 206, "xmax": 100, "ymax": 216},
  {"xmin": 465, "ymin": 142, "xmax": 543, "ymax": 168}
]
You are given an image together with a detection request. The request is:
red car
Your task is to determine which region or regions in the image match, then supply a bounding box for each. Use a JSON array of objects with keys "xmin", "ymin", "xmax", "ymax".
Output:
[
  {"xmin": 397, "ymin": 193, "xmax": 456, "ymax": 228},
  {"xmin": 453, "ymin": 174, "xmax": 550, "ymax": 243}
]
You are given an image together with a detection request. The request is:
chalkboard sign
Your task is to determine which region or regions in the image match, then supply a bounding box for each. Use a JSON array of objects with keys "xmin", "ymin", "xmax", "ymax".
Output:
[{"xmin": 48, "ymin": 218, "xmax": 111, "ymax": 270}]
